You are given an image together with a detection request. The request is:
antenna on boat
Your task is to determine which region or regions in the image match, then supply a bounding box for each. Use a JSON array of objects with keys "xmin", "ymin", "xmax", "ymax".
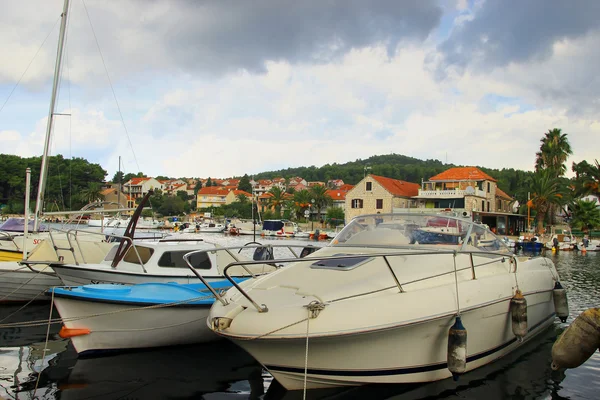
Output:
[{"xmin": 33, "ymin": 0, "xmax": 70, "ymax": 232}]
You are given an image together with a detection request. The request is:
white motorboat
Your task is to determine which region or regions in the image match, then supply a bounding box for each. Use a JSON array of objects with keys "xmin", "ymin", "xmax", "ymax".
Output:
[
  {"xmin": 0, "ymin": 234, "xmax": 116, "ymax": 302},
  {"xmin": 48, "ymin": 279, "xmax": 246, "ymax": 354},
  {"xmin": 50, "ymin": 239, "xmax": 279, "ymax": 286},
  {"xmin": 262, "ymin": 220, "xmax": 299, "ymax": 237},
  {"xmin": 207, "ymin": 212, "xmax": 564, "ymax": 390},
  {"xmin": 227, "ymin": 218, "xmax": 263, "ymax": 236}
]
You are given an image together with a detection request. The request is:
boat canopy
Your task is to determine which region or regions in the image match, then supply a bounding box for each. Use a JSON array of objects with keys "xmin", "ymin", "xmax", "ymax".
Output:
[
  {"xmin": 262, "ymin": 220, "xmax": 284, "ymax": 231},
  {"xmin": 0, "ymin": 218, "xmax": 48, "ymax": 232},
  {"xmin": 331, "ymin": 212, "xmax": 511, "ymax": 253}
]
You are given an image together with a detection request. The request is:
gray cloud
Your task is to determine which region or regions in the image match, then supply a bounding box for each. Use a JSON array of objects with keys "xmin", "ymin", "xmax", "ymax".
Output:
[
  {"xmin": 114, "ymin": 0, "xmax": 442, "ymax": 74},
  {"xmin": 438, "ymin": 0, "xmax": 600, "ymax": 70}
]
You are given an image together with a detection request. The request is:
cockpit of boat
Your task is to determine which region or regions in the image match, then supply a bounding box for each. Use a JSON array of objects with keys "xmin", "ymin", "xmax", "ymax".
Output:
[{"xmin": 331, "ymin": 212, "xmax": 511, "ymax": 253}]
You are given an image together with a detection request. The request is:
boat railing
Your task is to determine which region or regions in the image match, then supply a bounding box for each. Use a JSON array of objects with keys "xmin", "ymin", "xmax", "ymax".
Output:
[
  {"xmin": 182, "ymin": 243, "xmax": 324, "ymax": 306},
  {"xmin": 216, "ymin": 249, "xmax": 517, "ymax": 313},
  {"xmin": 0, "ymin": 231, "xmax": 21, "ymax": 251},
  {"xmin": 60, "ymin": 229, "xmax": 163, "ymax": 266}
]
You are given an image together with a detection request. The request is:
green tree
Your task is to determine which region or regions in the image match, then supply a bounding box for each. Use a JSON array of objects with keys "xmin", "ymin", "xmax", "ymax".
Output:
[
  {"xmin": 569, "ymin": 200, "xmax": 600, "ymax": 233},
  {"xmin": 292, "ymin": 189, "xmax": 312, "ymax": 220},
  {"xmin": 266, "ymin": 186, "xmax": 287, "ymax": 217},
  {"xmin": 309, "ymin": 185, "xmax": 332, "ymax": 221},
  {"xmin": 193, "ymin": 180, "xmax": 203, "ymax": 195},
  {"xmin": 123, "ymin": 172, "xmax": 145, "ymax": 182},
  {"xmin": 238, "ymin": 174, "xmax": 252, "ymax": 193},
  {"xmin": 526, "ymin": 169, "xmax": 564, "ymax": 234},
  {"xmin": 112, "ymin": 171, "xmax": 124, "ymax": 184},
  {"xmin": 176, "ymin": 190, "xmax": 190, "ymax": 201},
  {"xmin": 326, "ymin": 207, "xmax": 345, "ymax": 227},
  {"xmin": 78, "ymin": 182, "xmax": 105, "ymax": 204},
  {"xmin": 206, "ymin": 177, "xmax": 213, "ymax": 187},
  {"xmin": 158, "ymin": 196, "xmax": 186, "ymax": 216},
  {"xmin": 535, "ymin": 128, "xmax": 572, "ymax": 176},
  {"xmin": 572, "ymin": 159, "xmax": 600, "ymax": 198},
  {"xmin": 236, "ymin": 193, "xmax": 249, "ymax": 204}
]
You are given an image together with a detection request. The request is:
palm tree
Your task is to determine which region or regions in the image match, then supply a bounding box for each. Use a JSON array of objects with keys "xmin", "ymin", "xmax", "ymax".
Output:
[
  {"xmin": 79, "ymin": 182, "xmax": 104, "ymax": 204},
  {"xmin": 526, "ymin": 169, "xmax": 564, "ymax": 234},
  {"xmin": 292, "ymin": 189, "xmax": 312, "ymax": 220},
  {"xmin": 309, "ymin": 185, "xmax": 332, "ymax": 222},
  {"xmin": 535, "ymin": 128, "xmax": 572, "ymax": 176},
  {"xmin": 236, "ymin": 193, "xmax": 249, "ymax": 204},
  {"xmin": 572, "ymin": 159, "xmax": 600, "ymax": 198},
  {"xmin": 266, "ymin": 186, "xmax": 287, "ymax": 217},
  {"xmin": 569, "ymin": 199, "xmax": 600, "ymax": 233}
]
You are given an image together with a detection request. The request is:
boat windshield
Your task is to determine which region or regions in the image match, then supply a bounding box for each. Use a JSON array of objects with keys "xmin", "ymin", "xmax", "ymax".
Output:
[{"xmin": 330, "ymin": 213, "xmax": 511, "ymax": 253}]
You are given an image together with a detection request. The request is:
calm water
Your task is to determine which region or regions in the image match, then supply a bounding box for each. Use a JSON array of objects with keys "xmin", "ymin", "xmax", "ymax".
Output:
[{"xmin": 1, "ymin": 234, "xmax": 599, "ymax": 400}]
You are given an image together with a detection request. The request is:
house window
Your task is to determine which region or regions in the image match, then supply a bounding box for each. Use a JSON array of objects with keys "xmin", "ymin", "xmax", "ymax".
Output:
[
  {"xmin": 376, "ymin": 199, "xmax": 383, "ymax": 209},
  {"xmin": 487, "ymin": 201, "xmax": 490, "ymax": 212},
  {"xmin": 351, "ymin": 199, "xmax": 364, "ymax": 209},
  {"xmin": 366, "ymin": 182, "xmax": 372, "ymax": 191},
  {"xmin": 487, "ymin": 182, "xmax": 491, "ymax": 193},
  {"xmin": 497, "ymin": 200, "xmax": 502, "ymax": 211},
  {"xmin": 481, "ymin": 200, "xmax": 485, "ymax": 211}
]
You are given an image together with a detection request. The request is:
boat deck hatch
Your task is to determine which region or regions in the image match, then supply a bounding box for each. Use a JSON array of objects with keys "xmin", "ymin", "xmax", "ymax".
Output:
[{"xmin": 310, "ymin": 255, "xmax": 372, "ymax": 271}]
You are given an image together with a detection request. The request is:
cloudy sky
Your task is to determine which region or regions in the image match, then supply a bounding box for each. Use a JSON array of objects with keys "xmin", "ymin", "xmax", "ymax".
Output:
[{"xmin": 1, "ymin": 0, "xmax": 599, "ymax": 181}]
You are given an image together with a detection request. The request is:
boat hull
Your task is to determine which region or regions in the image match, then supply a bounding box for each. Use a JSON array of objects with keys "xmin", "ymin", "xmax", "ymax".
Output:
[
  {"xmin": 51, "ymin": 264, "xmax": 223, "ymax": 286},
  {"xmin": 0, "ymin": 262, "xmax": 62, "ymax": 302},
  {"xmin": 53, "ymin": 296, "xmax": 216, "ymax": 354},
  {"xmin": 221, "ymin": 291, "xmax": 555, "ymax": 390},
  {"xmin": 0, "ymin": 249, "xmax": 23, "ymax": 262}
]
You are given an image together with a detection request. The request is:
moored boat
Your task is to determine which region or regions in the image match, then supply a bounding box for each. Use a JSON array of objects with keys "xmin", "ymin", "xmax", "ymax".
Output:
[
  {"xmin": 207, "ymin": 212, "xmax": 563, "ymax": 390},
  {"xmin": 48, "ymin": 279, "xmax": 245, "ymax": 354}
]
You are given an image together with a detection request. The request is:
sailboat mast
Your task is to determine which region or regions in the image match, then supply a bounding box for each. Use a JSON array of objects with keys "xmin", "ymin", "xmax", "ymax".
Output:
[{"xmin": 33, "ymin": 0, "xmax": 70, "ymax": 232}]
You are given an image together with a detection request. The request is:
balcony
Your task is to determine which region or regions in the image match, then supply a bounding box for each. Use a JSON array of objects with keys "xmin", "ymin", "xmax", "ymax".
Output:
[{"xmin": 417, "ymin": 188, "xmax": 487, "ymax": 198}]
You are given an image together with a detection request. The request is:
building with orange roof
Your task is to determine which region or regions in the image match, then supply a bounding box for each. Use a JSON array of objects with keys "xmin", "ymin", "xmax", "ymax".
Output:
[
  {"xmin": 99, "ymin": 187, "xmax": 136, "ymax": 212},
  {"xmin": 123, "ymin": 177, "xmax": 163, "ymax": 199},
  {"xmin": 196, "ymin": 186, "xmax": 230, "ymax": 209},
  {"xmin": 415, "ymin": 166, "xmax": 522, "ymax": 235},
  {"xmin": 225, "ymin": 189, "xmax": 252, "ymax": 205},
  {"xmin": 345, "ymin": 174, "xmax": 420, "ymax": 221}
]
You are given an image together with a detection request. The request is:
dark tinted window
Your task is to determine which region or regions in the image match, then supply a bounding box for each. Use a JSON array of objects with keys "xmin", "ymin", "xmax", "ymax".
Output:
[{"xmin": 158, "ymin": 250, "xmax": 212, "ymax": 270}]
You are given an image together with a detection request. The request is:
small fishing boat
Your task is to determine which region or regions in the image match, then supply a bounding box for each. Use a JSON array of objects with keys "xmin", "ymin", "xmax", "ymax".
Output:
[
  {"xmin": 48, "ymin": 279, "xmax": 245, "ymax": 354},
  {"xmin": 207, "ymin": 212, "xmax": 564, "ymax": 390}
]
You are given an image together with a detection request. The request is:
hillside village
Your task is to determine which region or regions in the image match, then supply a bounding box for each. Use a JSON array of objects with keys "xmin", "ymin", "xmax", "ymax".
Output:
[{"xmin": 102, "ymin": 166, "xmax": 523, "ymax": 236}]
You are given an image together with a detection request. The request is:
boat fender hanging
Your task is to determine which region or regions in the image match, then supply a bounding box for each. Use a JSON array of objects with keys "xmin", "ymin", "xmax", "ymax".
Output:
[
  {"xmin": 510, "ymin": 289, "xmax": 528, "ymax": 341},
  {"xmin": 447, "ymin": 316, "xmax": 467, "ymax": 380},
  {"xmin": 551, "ymin": 307, "xmax": 600, "ymax": 370},
  {"xmin": 552, "ymin": 281, "xmax": 569, "ymax": 323}
]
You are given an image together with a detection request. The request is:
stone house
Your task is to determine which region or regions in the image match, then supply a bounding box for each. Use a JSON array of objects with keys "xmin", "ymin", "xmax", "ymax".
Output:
[{"xmin": 344, "ymin": 174, "xmax": 420, "ymax": 221}]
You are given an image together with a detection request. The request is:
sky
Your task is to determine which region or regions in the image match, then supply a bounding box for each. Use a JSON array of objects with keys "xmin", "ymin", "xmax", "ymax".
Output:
[{"xmin": 1, "ymin": 0, "xmax": 599, "ymax": 181}]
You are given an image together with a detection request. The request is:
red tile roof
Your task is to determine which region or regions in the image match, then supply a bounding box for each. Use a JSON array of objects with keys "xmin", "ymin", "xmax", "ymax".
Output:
[
  {"xmin": 128, "ymin": 177, "xmax": 150, "ymax": 185},
  {"xmin": 338, "ymin": 184, "xmax": 354, "ymax": 191},
  {"xmin": 495, "ymin": 188, "xmax": 512, "ymax": 200},
  {"xmin": 429, "ymin": 167, "xmax": 497, "ymax": 182},
  {"xmin": 197, "ymin": 187, "xmax": 229, "ymax": 196},
  {"xmin": 371, "ymin": 175, "xmax": 420, "ymax": 197},
  {"xmin": 326, "ymin": 189, "xmax": 348, "ymax": 201},
  {"xmin": 232, "ymin": 190, "xmax": 251, "ymax": 197}
]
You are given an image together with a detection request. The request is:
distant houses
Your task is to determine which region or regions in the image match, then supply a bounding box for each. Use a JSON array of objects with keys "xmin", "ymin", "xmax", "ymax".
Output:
[{"xmin": 115, "ymin": 166, "xmax": 523, "ymax": 233}]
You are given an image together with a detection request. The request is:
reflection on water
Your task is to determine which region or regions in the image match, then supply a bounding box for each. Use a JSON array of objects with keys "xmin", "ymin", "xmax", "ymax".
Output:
[{"xmin": 0, "ymin": 236, "xmax": 599, "ymax": 399}]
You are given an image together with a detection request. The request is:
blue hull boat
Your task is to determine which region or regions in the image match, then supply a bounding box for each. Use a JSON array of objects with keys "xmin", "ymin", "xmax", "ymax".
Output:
[{"xmin": 48, "ymin": 278, "xmax": 245, "ymax": 355}]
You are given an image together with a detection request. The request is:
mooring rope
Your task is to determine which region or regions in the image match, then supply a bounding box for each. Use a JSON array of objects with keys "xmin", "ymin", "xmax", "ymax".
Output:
[{"xmin": 33, "ymin": 289, "xmax": 55, "ymax": 395}]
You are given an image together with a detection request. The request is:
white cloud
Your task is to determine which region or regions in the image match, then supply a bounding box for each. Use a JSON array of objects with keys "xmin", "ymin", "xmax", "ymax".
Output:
[{"xmin": 1, "ymin": 0, "xmax": 598, "ymax": 185}]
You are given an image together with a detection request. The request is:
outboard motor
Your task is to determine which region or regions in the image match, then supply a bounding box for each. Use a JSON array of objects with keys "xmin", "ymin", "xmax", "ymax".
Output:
[
  {"xmin": 300, "ymin": 245, "xmax": 318, "ymax": 258},
  {"xmin": 253, "ymin": 246, "xmax": 274, "ymax": 261}
]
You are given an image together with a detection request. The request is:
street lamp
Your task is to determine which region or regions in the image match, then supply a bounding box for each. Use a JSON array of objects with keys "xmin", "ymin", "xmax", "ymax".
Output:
[{"xmin": 311, "ymin": 199, "xmax": 315, "ymax": 230}]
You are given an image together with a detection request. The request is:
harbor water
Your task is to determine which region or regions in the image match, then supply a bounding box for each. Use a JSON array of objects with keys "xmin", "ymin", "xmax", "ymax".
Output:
[{"xmin": 1, "ymin": 233, "xmax": 599, "ymax": 399}]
